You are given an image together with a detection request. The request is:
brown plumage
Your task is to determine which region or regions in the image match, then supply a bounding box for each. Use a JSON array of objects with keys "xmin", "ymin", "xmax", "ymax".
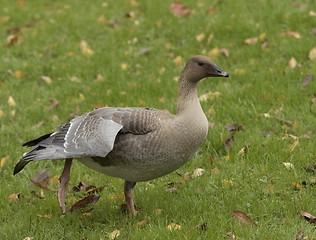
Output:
[{"xmin": 14, "ymin": 55, "xmax": 229, "ymax": 216}]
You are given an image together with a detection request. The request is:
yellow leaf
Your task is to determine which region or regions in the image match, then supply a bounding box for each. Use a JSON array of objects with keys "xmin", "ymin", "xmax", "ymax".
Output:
[
  {"xmin": 289, "ymin": 57, "xmax": 297, "ymax": 68},
  {"xmin": 196, "ymin": 33, "xmax": 205, "ymax": 42},
  {"xmin": 208, "ymin": 47, "xmax": 219, "ymax": 58},
  {"xmin": 121, "ymin": 63, "xmax": 128, "ymax": 70},
  {"xmin": 222, "ymin": 179, "xmax": 234, "ymax": 188},
  {"xmin": 15, "ymin": 70, "xmax": 22, "ymax": 78},
  {"xmin": 37, "ymin": 214, "xmax": 52, "ymax": 219},
  {"xmin": 308, "ymin": 47, "xmax": 316, "ymax": 60},
  {"xmin": 167, "ymin": 223, "xmax": 181, "ymax": 231},
  {"xmin": 0, "ymin": 109, "xmax": 4, "ymax": 118},
  {"xmin": 109, "ymin": 230, "xmax": 120, "ymax": 240},
  {"xmin": 174, "ymin": 56, "xmax": 183, "ymax": 67},
  {"xmin": 80, "ymin": 40, "xmax": 94, "ymax": 57},
  {"xmin": 8, "ymin": 96, "xmax": 16, "ymax": 107},
  {"xmin": 199, "ymin": 91, "xmax": 221, "ymax": 101},
  {"xmin": 234, "ymin": 69, "xmax": 246, "ymax": 74},
  {"xmin": 98, "ymin": 15, "xmax": 106, "ymax": 24},
  {"xmin": 1, "ymin": 157, "xmax": 6, "ymax": 168},
  {"xmin": 259, "ymin": 32, "xmax": 266, "ymax": 41},
  {"xmin": 79, "ymin": 93, "xmax": 85, "ymax": 101},
  {"xmin": 225, "ymin": 155, "xmax": 230, "ymax": 160}
]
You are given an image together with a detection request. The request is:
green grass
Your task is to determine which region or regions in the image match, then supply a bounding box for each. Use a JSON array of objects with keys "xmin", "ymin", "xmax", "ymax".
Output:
[{"xmin": 1, "ymin": 0, "xmax": 316, "ymax": 239}]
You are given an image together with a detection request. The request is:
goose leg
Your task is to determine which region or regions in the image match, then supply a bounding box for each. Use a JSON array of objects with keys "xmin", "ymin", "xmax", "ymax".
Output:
[
  {"xmin": 58, "ymin": 158, "xmax": 73, "ymax": 215},
  {"xmin": 124, "ymin": 180, "xmax": 137, "ymax": 217}
]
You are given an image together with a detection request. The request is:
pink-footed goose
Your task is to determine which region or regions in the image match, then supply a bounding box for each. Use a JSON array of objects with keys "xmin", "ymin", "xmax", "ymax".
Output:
[{"xmin": 14, "ymin": 55, "xmax": 229, "ymax": 216}]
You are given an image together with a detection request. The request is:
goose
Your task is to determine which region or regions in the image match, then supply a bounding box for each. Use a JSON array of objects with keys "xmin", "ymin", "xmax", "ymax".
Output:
[{"xmin": 14, "ymin": 55, "xmax": 229, "ymax": 216}]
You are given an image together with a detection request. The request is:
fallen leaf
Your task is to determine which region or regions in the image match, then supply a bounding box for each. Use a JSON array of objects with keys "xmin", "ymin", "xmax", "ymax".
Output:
[
  {"xmin": 1, "ymin": 155, "xmax": 10, "ymax": 168},
  {"xmin": 211, "ymin": 167, "xmax": 220, "ymax": 174},
  {"xmin": 309, "ymin": 10, "xmax": 316, "ymax": 17},
  {"xmin": 87, "ymin": 186, "xmax": 105, "ymax": 195},
  {"xmin": 227, "ymin": 232, "xmax": 236, "ymax": 240},
  {"xmin": 280, "ymin": 31, "xmax": 301, "ymax": 39},
  {"xmin": 312, "ymin": 28, "xmax": 316, "ymax": 35},
  {"xmin": 192, "ymin": 222, "xmax": 207, "ymax": 231},
  {"xmin": 32, "ymin": 120, "xmax": 45, "ymax": 129},
  {"xmin": 308, "ymin": 47, "xmax": 316, "ymax": 60},
  {"xmin": 208, "ymin": 47, "xmax": 219, "ymax": 58},
  {"xmin": 302, "ymin": 73, "xmax": 314, "ymax": 86},
  {"xmin": 283, "ymin": 140, "xmax": 299, "ymax": 152},
  {"xmin": 192, "ymin": 168, "xmax": 204, "ymax": 178},
  {"xmin": 70, "ymin": 181, "xmax": 88, "ymax": 192},
  {"xmin": 289, "ymin": 57, "xmax": 297, "ymax": 68},
  {"xmin": 199, "ymin": 91, "xmax": 221, "ymax": 101},
  {"xmin": 23, "ymin": 237, "xmax": 34, "ymax": 240},
  {"xmin": 170, "ymin": 2, "xmax": 191, "ymax": 17},
  {"xmin": 120, "ymin": 63, "xmax": 128, "ymax": 70},
  {"xmin": 80, "ymin": 40, "xmax": 94, "ymax": 57},
  {"xmin": 49, "ymin": 175, "xmax": 60, "ymax": 186},
  {"xmin": 31, "ymin": 190, "xmax": 45, "ymax": 200},
  {"xmin": 47, "ymin": 98, "xmax": 59, "ymax": 110},
  {"xmin": 261, "ymin": 39, "xmax": 268, "ymax": 49},
  {"xmin": 283, "ymin": 162, "xmax": 294, "ymax": 169},
  {"xmin": 133, "ymin": 219, "xmax": 150, "ymax": 229},
  {"xmin": 232, "ymin": 210, "xmax": 257, "ymax": 227},
  {"xmin": 0, "ymin": 109, "xmax": 4, "ymax": 118},
  {"xmin": 41, "ymin": 76, "xmax": 52, "ymax": 84},
  {"xmin": 7, "ymin": 35, "xmax": 19, "ymax": 46},
  {"xmin": 224, "ymin": 135, "xmax": 234, "ymax": 151},
  {"xmin": 225, "ymin": 123, "xmax": 244, "ymax": 132},
  {"xmin": 167, "ymin": 223, "xmax": 181, "ymax": 231},
  {"xmin": 298, "ymin": 211, "xmax": 316, "ymax": 223},
  {"xmin": 208, "ymin": 7, "xmax": 217, "ymax": 15},
  {"xmin": 295, "ymin": 231, "xmax": 304, "ymax": 240},
  {"xmin": 98, "ymin": 15, "xmax": 106, "ymax": 24},
  {"xmin": 33, "ymin": 181, "xmax": 56, "ymax": 192},
  {"xmin": 207, "ymin": 33, "xmax": 214, "ymax": 45},
  {"xmin": 8, "ymin": 96, "xmax": 16, "ymax": 106},
  {"xmin": 196, "ymin": 33, "xmax": 205, "ymax": 42},
  {"xmin": 70, "ymin": 195, "xmax": 101, "ymax": 212},
  {"xmin": 244, "ymin": 37, "xmax": 258, "ymax": 45},
  {"xmin": 166, "ymin": 187, "xmax": 177, "ymax": 193},
  {"xmin": 219, "ymin": 48, "xmax": 229, "ymax": 57},
  {"xmin": 0, "ymin": 16, "xmax": 10, "ymax": 24},
  {"xmin": 109, "ymin": 230, "xmax": 120, "ymax": 240},
  {"xmin": 174, "ymin": 56, "xmax": 183, "ymax": 67},
  {"xmin": 273, "ymin": 116, "xmax": 292, "ymax": 126},
  {"xmin": 8, "ymin": 193, "xmax": 20, "ymax": 202},
  {"xmin": 292, "ymin": 182, "xmax": 301, "ymax": 190},
  {"xmin": 134, "ymin": 47, "xmax": 152, "ymax": 55}
]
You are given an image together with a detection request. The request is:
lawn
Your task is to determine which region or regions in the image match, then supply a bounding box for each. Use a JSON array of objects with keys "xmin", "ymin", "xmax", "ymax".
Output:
[{"xmin": 0, "ymin": 0, "xmax": 316, "ymax": 239}]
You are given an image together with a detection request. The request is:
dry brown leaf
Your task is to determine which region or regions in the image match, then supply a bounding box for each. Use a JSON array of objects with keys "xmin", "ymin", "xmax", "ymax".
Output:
[
  {"xmin": 225, "ymin": 123, "xmax": 244, "ymax": 132},
  {"xmin": 166, "ymin": 187, "xmax": 177, "ymax": 193},
  {"xmin": 98, "ymin": 15, "xmax": 106, "ymax": 24},
  {"xmin": 47, "ymin": 98, "xmax": 59, "ymax": 110},
  {"xmin": 295, "ymin": 231, "xmax": 304, "ymax": 240},
  {"xmin": 219, "ymin": 48, "xmax": 229, "ymax": 57},
  {"xmin": 7, "ymin": 35, "xmax": 19, "ymax": 46},
  {"xmin": 32, "ymin": 120, "xmax": 45, "ymax": 129},
  {"xmin": 244, "ymin": 37, "xmax": 258, "ymax": 45},
  {"xmin": 70, "ymin": 181, "xmax": 88, "ymax": 192},
  {"xmin": 298, "ymin": 211, "xmax": 316, "ymax": 223},
  {"xmin": 37, "ymin": 214, "xmax": 52, "ymax": 219},
  {"xmin": 224, "ymin": 135, "xmax": 234, "ymax": 151},
  {"xmin": 133, "ymin": 219, "xmax": 150, "ymax": 229},
  {"xmin": 70, "ymin": 195, "xmax": 101, "ymax": 212},
  {"xmin": 208, "ymin": 7, "xmax": 217, "ymax": 15},
  {"xmin": 33, "ymin": 181, "xmax": 56, "ymax": 192},
  {"xmin": 87, "ymin": 186, "xmax": 105, "ymax": 195},
  {"xmin": 41, "ymin": 76, "xmax": 52, "ymax": 84},
  {"xmin": 227, "ymin": 232, "xmax": 236, "ymax": 240},
  {"xmin": 174, "ymin": 56, "xmax": 183, "ymax": 67},
  {"xmin": 31, "ymin": 190, "xmax": 45, "ymax": 200},
  {"xmin": 232, "ymin": 210, "xmax": 257, "ymax": 227},
  {"xmin": 261, "ymin": 39, "xmax": 268, "ymax": 49},
  {"xmin": 273, "ymin": 116, "xmax": 292, "ymax": 126},
  {"xmin": 211, "ymin": 167, "xmax": 220, "ymax": 174},
  {"xmin": 170, "ymin": 2, "xmax": 191, "ymax": 17},
  {"xmin": 8, "ymin": 193, "xmax": 20, "ymax": 202},
  {"xmin": 289, "ymin": 57, "xmax": 297, "ymax": 68},
  {"xmin": 308, "ymin": 47, "xmax": 316, "ymax": 60},
  {"xmin": 0, "ymin": 16, "xmax": 10, "ymax": 24},
  {"xmin": 80, "ymin": 40, "xmax": 94, "ymax": 57},
  {"xmin": 302, "ymin": 73, "xmax": 314, "ymax": 86},
  {"xmin": 167, "ymin": 223, "xmax": 181, "ymax": 231},
  {"xmin": 192, "ymin": 222, "xmax": 207, "ymax": 231},
  {"xmin": 312, "ymin": 28, "xmax": 316, "ymax": 35},
  {"xmin": 207, "ymin": 33, "xmax": 214, "ymax": 45},
  {"xmin": 280, "ymin": 31, "xmax": 301, "ymax": 39}
]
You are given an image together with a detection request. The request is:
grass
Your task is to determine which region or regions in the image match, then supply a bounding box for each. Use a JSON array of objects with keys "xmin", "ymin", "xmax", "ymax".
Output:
[{"xmin": 1, "ymin": 0, "xmax": 316, "ymax": 239}]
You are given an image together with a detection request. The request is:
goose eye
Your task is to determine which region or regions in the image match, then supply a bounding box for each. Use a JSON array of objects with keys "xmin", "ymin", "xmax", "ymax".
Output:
[{"xmin": 198, "ymin": 62, "xmax": 204, "ymax": 66}]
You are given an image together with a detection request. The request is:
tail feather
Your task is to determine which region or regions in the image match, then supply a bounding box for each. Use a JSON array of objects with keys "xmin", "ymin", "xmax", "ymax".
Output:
[{"xmin": 22, "ymin": 133, "xmax": 53, "ymax": 147}]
